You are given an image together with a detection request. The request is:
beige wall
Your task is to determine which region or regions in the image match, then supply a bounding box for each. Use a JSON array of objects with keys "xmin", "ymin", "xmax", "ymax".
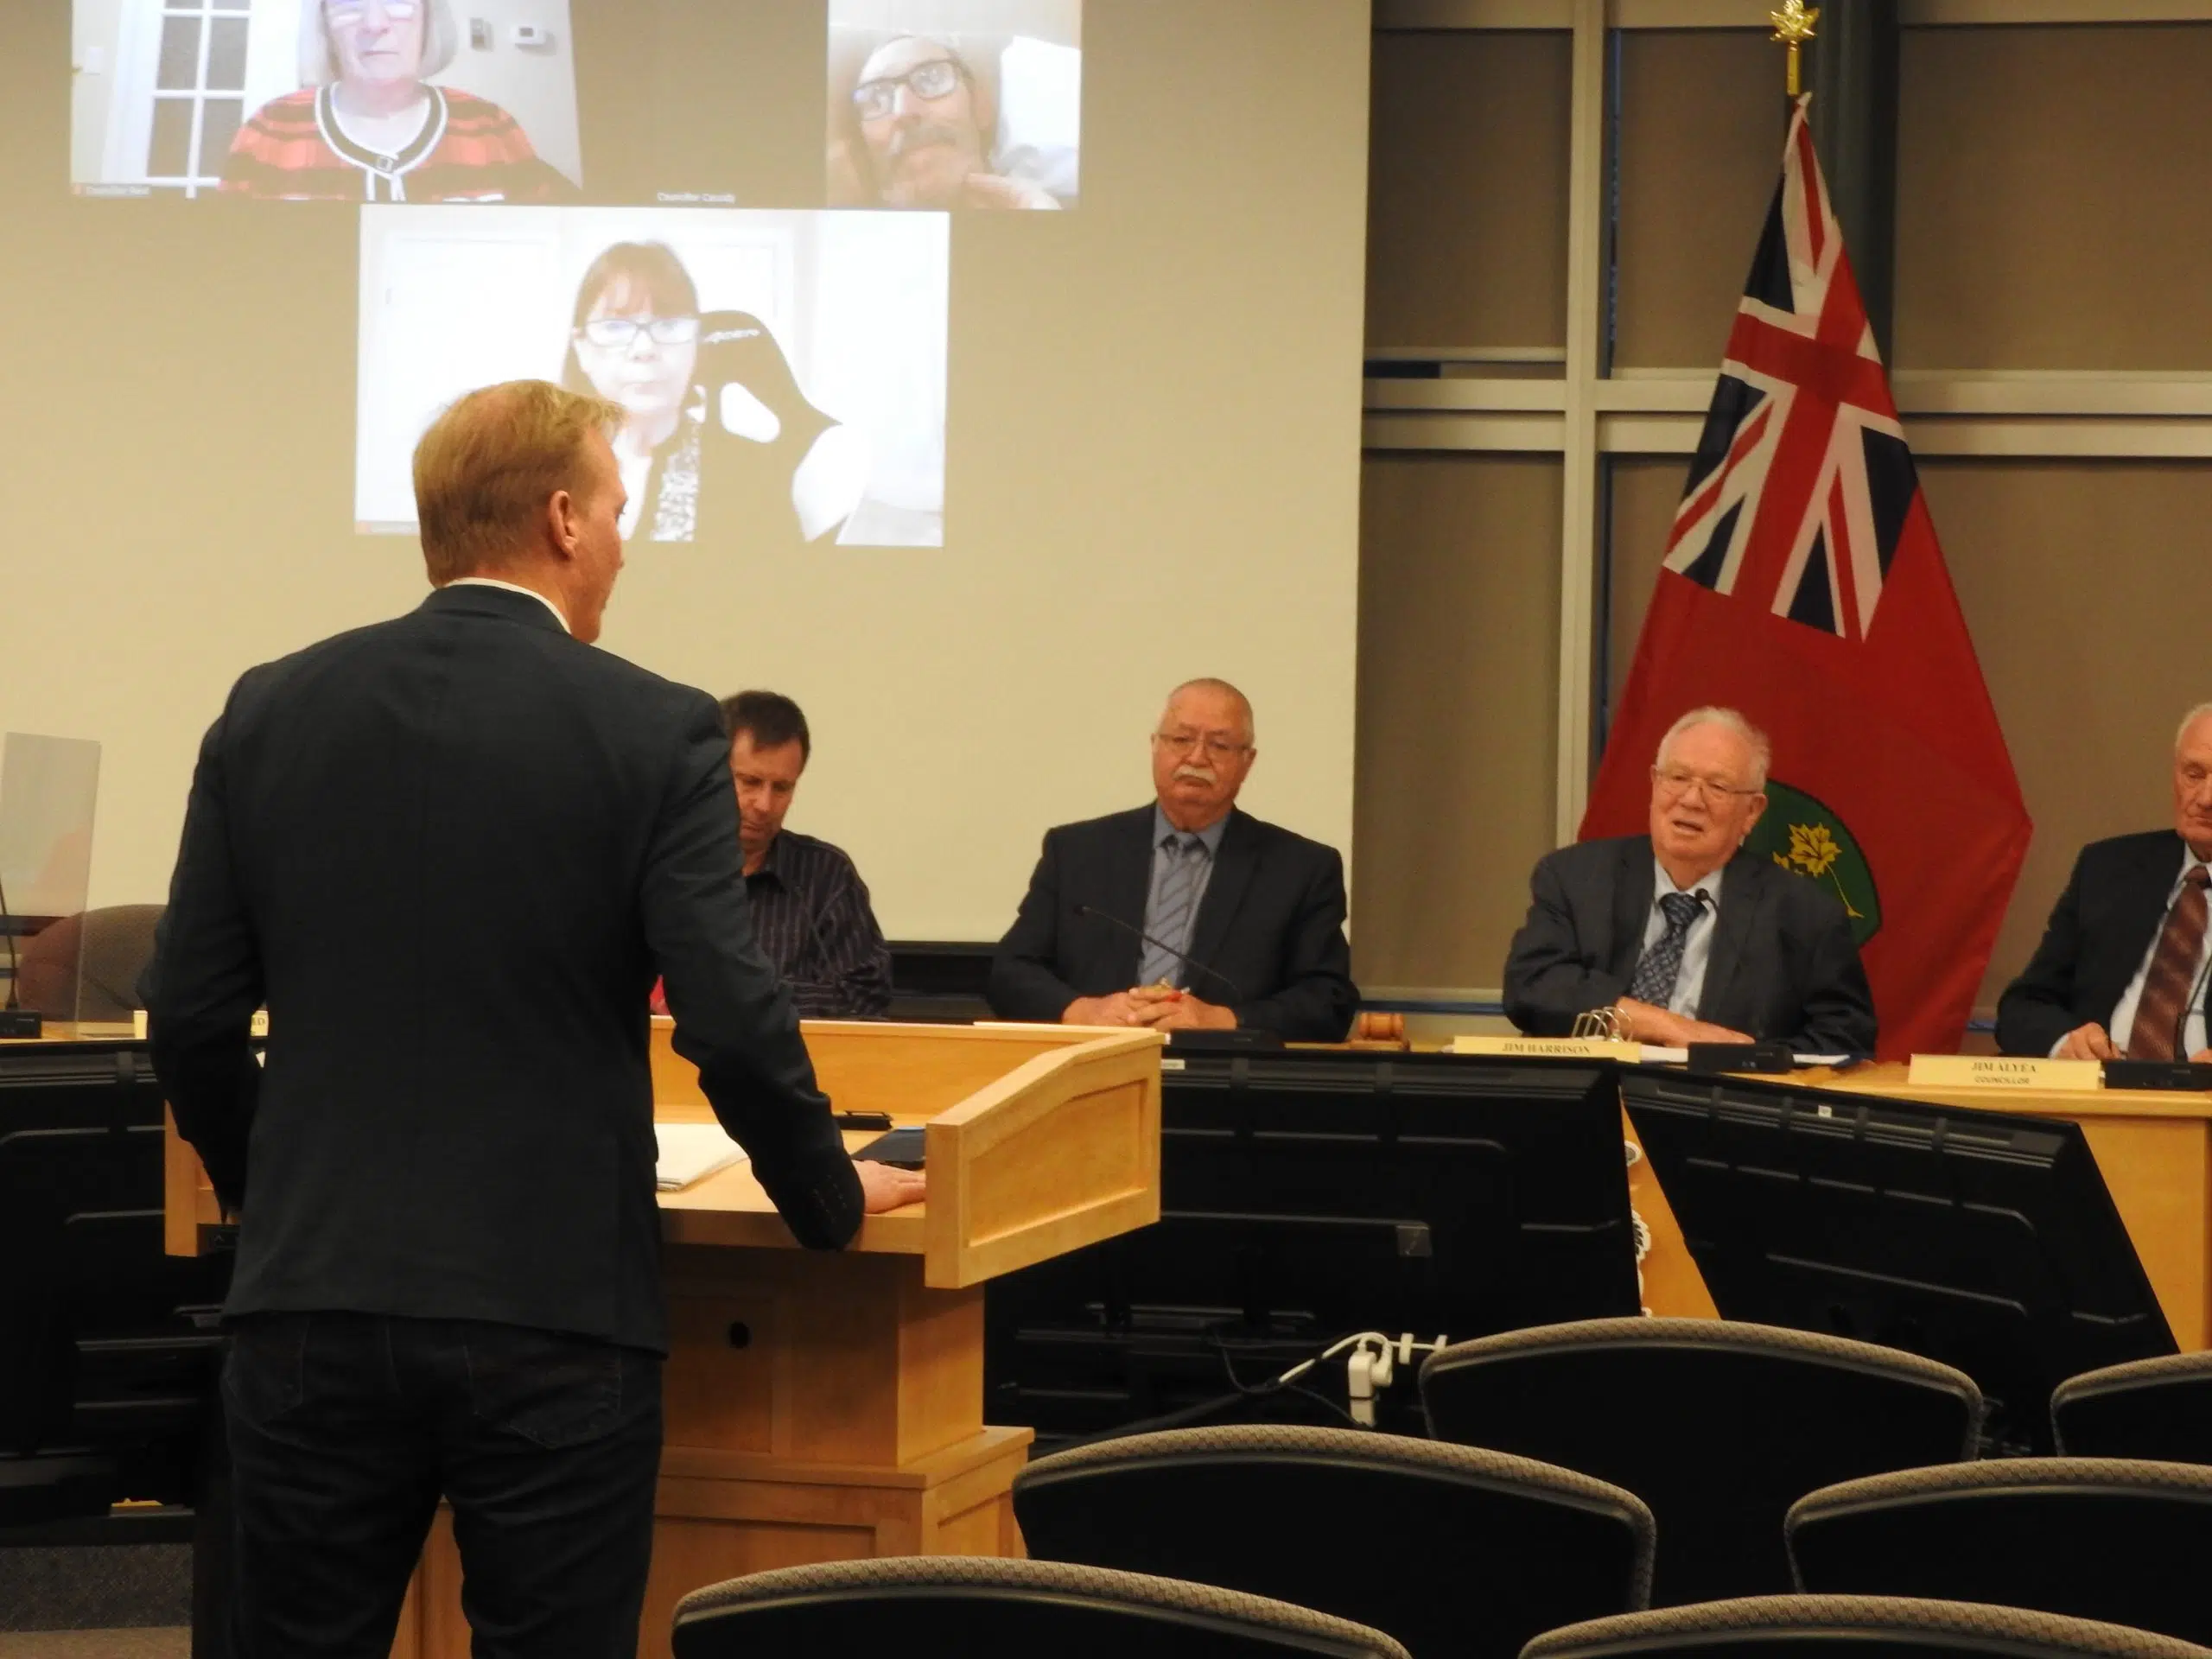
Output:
[{"xmin": 1353, "ymin": 454, "xmax": 1561, "ymax": 991}]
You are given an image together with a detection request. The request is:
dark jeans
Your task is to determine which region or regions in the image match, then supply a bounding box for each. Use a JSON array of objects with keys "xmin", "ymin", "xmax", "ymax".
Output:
[{"xmin": 222, "ymin": 1312, "xmax": 662, "ymax": 1659}]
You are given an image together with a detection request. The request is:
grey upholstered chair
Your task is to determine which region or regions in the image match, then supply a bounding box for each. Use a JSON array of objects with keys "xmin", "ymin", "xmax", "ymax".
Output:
[
  {"xmin": 1786, "ymin": 1457, "xmax": 2212, "ymax": 1646},
  {"xmin": 1519, "ymin": 1595, "xmax": 2212, "ymax": 1659},
  {"xmin": 1420, "ymin": 1318, "xmax": 1983, "ymax": 1605},
  {"xmin": 1015, "ymin": 1422, "xmax": 1656, "ymax": 1658},
  {"xmin": 670, "ymin": 1555, "xmax": 1412, "ymax": 1658},
  {"xmin": 2051, "ymin": 1352, "xmax": 2212, "ymax": 1462}
]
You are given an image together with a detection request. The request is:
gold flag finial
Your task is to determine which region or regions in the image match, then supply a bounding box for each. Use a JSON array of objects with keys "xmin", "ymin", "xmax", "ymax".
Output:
[{"xmin": 1770, "ymin": 0, "xmax": 1820, "ymax": 98}]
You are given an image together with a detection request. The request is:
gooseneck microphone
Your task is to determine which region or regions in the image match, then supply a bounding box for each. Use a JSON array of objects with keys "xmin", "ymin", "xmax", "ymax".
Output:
[
  {"xmin": 1074, "ymin": 904, "xmax": 1244, "ymax": 1004},
  {"xmin": 2176, "ymin": 949, "xmax": 2212, "ymax": 1066}
]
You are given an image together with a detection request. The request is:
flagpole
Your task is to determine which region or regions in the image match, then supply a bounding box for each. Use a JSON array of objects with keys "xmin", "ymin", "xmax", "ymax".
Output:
[{"xmin": 1770, "ymin": 0, "xmax": 1820, "ymax": 99}]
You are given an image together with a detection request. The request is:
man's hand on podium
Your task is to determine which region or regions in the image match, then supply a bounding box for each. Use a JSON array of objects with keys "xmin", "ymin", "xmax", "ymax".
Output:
[{"xmin": 855, "ymin": 1158, "xmax": 926, "ymax": 1213}]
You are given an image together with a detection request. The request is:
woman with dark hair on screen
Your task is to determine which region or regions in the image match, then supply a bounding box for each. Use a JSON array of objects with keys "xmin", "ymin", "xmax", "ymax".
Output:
[
  {"xmin": 561, "ymin": 241, "xmax": 869, "ymax": 545},
  {"xmin": 223, "ymin": 0, "xmax": 568, "ymax": 202}
]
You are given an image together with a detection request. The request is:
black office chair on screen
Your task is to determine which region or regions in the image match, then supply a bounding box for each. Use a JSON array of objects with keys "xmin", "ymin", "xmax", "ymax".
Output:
[
  {"xmin": 2052, "ymin": 1352, "xmax": 2212, "ymax": 1461},
  {"xmin": 1518, "ymin": 1595, "xmax": 2212, "ymax": 1659},
  {"xmin": 1418, "ymin": 1318, "xmax": 1983, "ymax": 1606},
  {"xmin": 1014, "ymin": 1423, "xmax": 1655, "ymax": 1659},
  {"xmin": 669, "ymin": 1555, "xmax": 1412, "ymax": 1659},
  {"xmin": 1785, "ymin": 1458, "xmax": 2212, "ymax": 1646}
]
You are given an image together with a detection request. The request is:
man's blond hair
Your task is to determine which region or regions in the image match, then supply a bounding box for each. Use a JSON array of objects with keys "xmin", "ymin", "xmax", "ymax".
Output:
[{"xmin": 413, "ymin": 380, "xmax": 623, "ymax": 583}]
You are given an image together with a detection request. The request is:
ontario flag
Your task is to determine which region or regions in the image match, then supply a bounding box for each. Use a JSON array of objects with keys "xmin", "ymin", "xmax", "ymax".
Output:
[{"xmin": 1581, "ymin": 98, "xmax": 2029, "ymax": 1058}]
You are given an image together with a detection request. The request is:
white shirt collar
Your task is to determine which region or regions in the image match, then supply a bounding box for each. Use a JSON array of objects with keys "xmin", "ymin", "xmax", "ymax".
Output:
[
  {"xmin": 1654, "ymin": 855, "xmax": 1725, "ymax": 908},
  {"xmin": 442, "ymin": 577, "xmax": 570, "ymax": 635}
]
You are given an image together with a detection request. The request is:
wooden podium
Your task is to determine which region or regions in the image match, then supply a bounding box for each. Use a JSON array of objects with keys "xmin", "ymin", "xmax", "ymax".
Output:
[{"xmin": 162, "ymin": 1018, "xmax": 1164, "ymax": 1659}]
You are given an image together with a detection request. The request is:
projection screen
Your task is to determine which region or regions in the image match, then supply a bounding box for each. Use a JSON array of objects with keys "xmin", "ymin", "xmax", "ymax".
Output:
[{"xmin": 13, "ymin": 0, "xmax": 1369, "ymax": 942}]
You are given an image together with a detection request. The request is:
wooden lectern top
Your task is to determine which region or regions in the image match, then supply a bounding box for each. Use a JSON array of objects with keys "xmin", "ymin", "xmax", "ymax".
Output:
[
  {"xmin": 164, "ymin": 1019, "xmax": 1166, "ymax": 1294},
  {"xmin": 650, "ymin": 1019, "xmax": 1163, "ymax": 1287}
]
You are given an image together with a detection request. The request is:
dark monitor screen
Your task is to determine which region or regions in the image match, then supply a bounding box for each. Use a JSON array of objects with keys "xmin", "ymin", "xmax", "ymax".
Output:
[
  {"xmin": 0, "ymin": 1041, "xmax": 229, "ymax": 1508},
  {"xmin": 1622, "ymin": 1070, "xmax": 2175, "ymax": 1452},
  {"xmin": 988, "ymin": 1052, "xmax": 1639, "ymax": 1440}
]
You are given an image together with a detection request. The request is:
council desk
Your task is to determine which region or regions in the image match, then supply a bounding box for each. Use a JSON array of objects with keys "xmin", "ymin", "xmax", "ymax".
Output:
[
  {"xmin": 160, "ymin": 1018, "xmax": 1165, "ymax": 1659},
  {"xmin": 1630, "ymin": 1060, "xmax": 2212, "ymax": 1351}
]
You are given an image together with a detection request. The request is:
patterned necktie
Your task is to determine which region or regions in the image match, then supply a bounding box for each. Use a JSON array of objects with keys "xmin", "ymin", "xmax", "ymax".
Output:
[
  {"xmin": 1627, "ymin": 891, "xmax": 1707, "ymax": 1008},
  {"xmin": 1139, "ymin": 835, "xmax": 1206, "ymax": 986},
  {"xmin": 2126, "ymin": 865, "xmax": 2211, "ymax": 1061}
]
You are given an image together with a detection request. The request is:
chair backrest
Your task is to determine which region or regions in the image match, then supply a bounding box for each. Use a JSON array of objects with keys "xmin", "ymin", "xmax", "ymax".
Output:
[
  {"xmin": 2052, "ymin": 1353, "xmax": 2212, "ymax": 1462},
  {"xmin": 670, "ymin": 1555, "xmax": 1412, "ymax": 1659},
  {"xmin": 1419, "ymin": 1318, "xmax": 1983, "ymax": 1606},
  {"xmin": 1520, "ymin": 1594, "xmax": 2212, "ymax": 1659},
  {"xmin": 1014, "ymin": 1423, "xmax": 1655, "ymax": 1659},
  {"xmin": 1786, "ymin": 1458, "xmax": 2212, "ymax": 1646}
]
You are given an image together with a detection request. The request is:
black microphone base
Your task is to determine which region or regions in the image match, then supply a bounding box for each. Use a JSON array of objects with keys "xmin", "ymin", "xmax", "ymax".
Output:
[
  {"xmin": 1686, "ymin": 1039, "xmax": 1794, "ymax": 1075},
  {"xmin": 0, "ymin": 1011, "xmax": 43, "ymax": 1039},
  {"xmin": 1165, "ymin": 1028, "xmax": 1283, "ymax": 1052},
  {"xmin": 2102, "ymin": 1059, "xmax": 2212, "ymax": 1092}
]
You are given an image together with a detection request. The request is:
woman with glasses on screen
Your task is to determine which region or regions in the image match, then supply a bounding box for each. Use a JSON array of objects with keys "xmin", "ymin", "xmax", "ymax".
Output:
[
  {"xmin": 221, "ymin": 0, "xmax": 567, "ymax": 202},
  {"xmin": 560, "ymin": 242, "xmax": 870, "ymax": 546}
]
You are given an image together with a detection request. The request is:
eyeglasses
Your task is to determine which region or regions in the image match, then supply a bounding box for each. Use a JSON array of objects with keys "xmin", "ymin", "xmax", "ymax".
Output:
[
  {"xmin": 1155, "ymin": 731, "xmax": 1251, "ymax": 761},
  {"xmin": 851, "ymin": 59, "xmax": 963, "ymax": 121},
  {"xmin": 1650, "ymin": 766, "xmax": 1759, "ymax": 804},
  {"xmin": 575, "ymin": 315, "xmax": 701, "ymax": 349},
  {"xmin": 327, "ymin": 0, "xmax": 420, "ymax": 22}
]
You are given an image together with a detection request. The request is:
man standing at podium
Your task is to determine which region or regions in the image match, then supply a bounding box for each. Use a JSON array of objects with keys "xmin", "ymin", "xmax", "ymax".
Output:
[
  {"xmin": 143, "ymin": 380, "xmax": 924, "ymax": 1658},
  {"xmin": 988, "ymin": 677, "xmax": 1358, "ymax": 1040},
  {"xmin": 1998, "ymin": 703, "xmax": 2212, "ymax": 1062},
  {"xmin": 1502, "ymin": 707, "xmax": 1876, "ymax": 1053}
]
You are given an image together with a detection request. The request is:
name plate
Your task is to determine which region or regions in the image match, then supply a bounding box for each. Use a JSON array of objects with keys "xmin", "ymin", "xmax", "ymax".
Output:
[
  {"xmin": 1450, "ymin": 1035, "xmax": 1643, "ymax": 1061},
  {"xmin": 1905, "ymin": 1054, "xmax": 2103, "ymax": 1090}
]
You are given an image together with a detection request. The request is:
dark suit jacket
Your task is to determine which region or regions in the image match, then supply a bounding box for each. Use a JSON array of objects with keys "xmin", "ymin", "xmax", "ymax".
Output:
[
  {"xmin": 1501, "ymin": 835, "xmax": 1878, "ymax": 1054},
  {"xmin": 987, "ymin": 805, "xmax": 1359, "ymax": 1042},
  {"xmin": 142, "ymin": 586, "xmax": 862, "ymax": 1353},
  {"xmin": 1996, "ymin": 830, "xmax": 2190, "ymax": 1058}
]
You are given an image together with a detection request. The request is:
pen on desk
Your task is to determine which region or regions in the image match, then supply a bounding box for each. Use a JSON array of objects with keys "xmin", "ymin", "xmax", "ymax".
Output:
[{"xmin": 833, "ymin": 1110, "xmax": 893, "ymax": 1130}]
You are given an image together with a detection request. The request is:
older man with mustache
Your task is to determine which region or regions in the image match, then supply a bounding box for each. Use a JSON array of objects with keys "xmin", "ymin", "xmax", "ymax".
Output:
[{"xmin": 988, "ymin": 679, "xmax": 1359, "ymax": 1040}]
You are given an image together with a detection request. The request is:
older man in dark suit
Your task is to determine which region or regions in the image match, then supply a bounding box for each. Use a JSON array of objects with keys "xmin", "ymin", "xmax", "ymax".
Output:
[
  {"xmin": 1503, "ymin": 706, "xmax": 1876, "ymax": 1054},
  {"xmin": 1998, "ymin": 704, "xmax": 2212, "ymax": 1062},
  {"xmin": 143, "ymin": 380, "xmax": 922, "ymax": 1658},
  {"xmin": 988, "ymin": 678, "xmax": 1358, "ymax": 1042}
]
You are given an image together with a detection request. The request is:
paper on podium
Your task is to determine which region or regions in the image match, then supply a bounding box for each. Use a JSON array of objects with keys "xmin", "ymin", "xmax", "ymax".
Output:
[{"xmin": 655, "ymin": 1122, "xmax": 747, "ymax": 1191}]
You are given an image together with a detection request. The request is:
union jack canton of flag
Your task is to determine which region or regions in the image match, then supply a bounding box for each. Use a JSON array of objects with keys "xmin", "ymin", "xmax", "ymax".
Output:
[{"xmin": 1663, "ymin": 101, "xmax": 1921, "ymax": 645}]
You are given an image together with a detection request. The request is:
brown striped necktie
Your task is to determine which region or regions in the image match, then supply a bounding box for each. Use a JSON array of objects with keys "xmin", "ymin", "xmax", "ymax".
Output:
[{"xmin": 2126, "ymin": 865, "xmax": 2211, "ymax": 1061}]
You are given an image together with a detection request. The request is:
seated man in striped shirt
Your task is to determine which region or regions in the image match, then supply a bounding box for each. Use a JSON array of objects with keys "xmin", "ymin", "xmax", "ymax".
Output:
[{"xmin": 657, "ymin": 691, "xmax": 893, "ymax": 1020}]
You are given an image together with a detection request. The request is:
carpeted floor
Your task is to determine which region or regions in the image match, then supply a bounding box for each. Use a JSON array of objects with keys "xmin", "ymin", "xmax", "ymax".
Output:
[{"xmin": 0, "ymin": 1633, "xmax": 189, "ymax": 1657}]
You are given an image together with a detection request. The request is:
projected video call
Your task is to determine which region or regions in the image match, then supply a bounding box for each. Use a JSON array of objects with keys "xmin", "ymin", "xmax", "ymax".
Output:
[
  {"xmin": 826, "ymin": 0, "xmax": 1081, "ymax": 212},
  {"xmin": 70, "ymin": 0, "xmax": 1079, "ymax": 550},
  {"xmin": 73, "ymin": 0, "xmax": 585, "ymax": 200},
  {"xmin": 357, "ymin": 207, "xmax": 950, "ymax": 548},
  {"xmin": 73, "ymin": 0, "xmax": 1084, "ymax": 209}
]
